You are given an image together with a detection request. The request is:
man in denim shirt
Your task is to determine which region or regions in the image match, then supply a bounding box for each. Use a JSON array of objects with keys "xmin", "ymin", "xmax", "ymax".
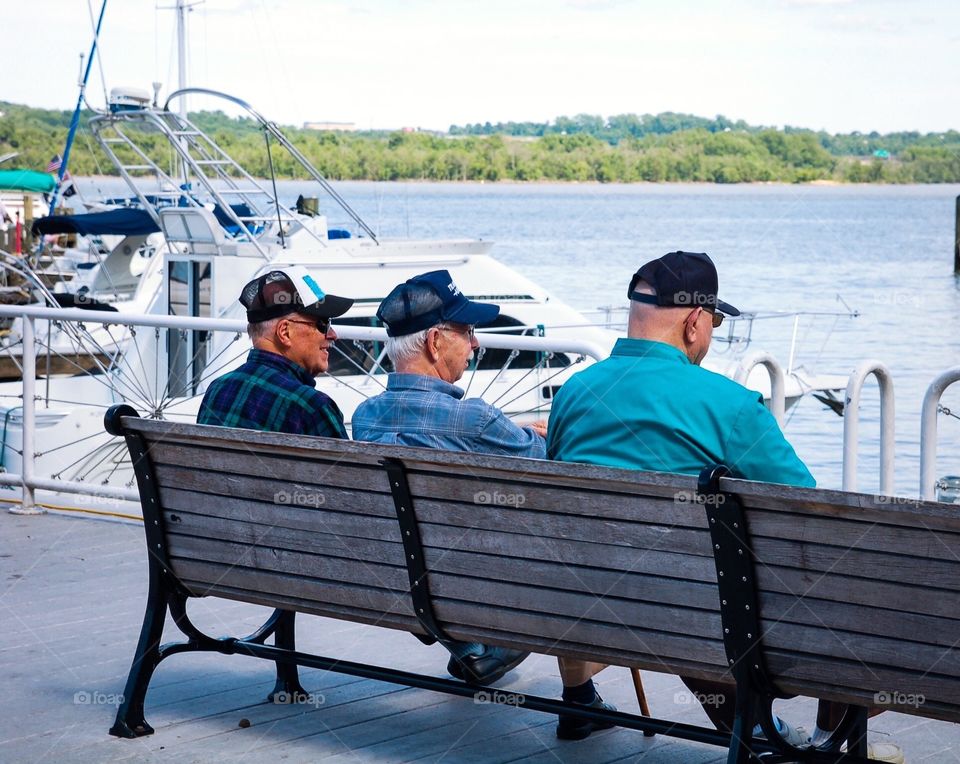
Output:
[{"xmin": 353, "ymin": 270, "xmax": 543, "ymax": 685}]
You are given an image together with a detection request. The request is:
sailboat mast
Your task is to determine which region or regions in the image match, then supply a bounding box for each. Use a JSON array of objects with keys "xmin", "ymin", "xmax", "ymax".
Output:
[{"xmin": 176, "ymin": 0, "xmax": 188, "ymax": 118}]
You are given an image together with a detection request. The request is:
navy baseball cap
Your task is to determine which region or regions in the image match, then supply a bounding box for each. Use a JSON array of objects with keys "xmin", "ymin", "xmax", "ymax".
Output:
[
  {"xmin": 628, "ymin": 251, "xmax": 740, "ymax": 316},
  {"xmin": 240, "ymin": 266, "xmax": 354, "ymax": 323},
  {"xmin": 377, "ymin": 270, "xmax": 500, "ymax": 337}
]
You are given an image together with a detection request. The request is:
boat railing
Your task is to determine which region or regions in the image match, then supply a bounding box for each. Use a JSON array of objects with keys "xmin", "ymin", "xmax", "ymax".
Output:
[
  {"xmin": 842, "ymin": 361, "xmax": 895, "ymax": 495},
  {"xmin": 584, "ymin": 305, "xmax": 859, "ymax": 366},
  {"xmin": 0, "ymin": 304, "xmax": 607, "ymax": 513},
  {"xmin": 920, "ymin": 366, "xmax": 960, "ymax": 500}
]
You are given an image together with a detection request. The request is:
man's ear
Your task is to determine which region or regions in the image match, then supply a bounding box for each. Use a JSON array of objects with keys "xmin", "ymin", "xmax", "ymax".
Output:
[
  {"xmin": 425, "ymin": 327, "xmax": 442, "ymax": 363},
  {"xmin": 683, "ymin": 308, "xmax": 701, "ymax": 344},
  {"xmin": 274, "ymin": 318, "xmax": 293, "ymax": 349}
]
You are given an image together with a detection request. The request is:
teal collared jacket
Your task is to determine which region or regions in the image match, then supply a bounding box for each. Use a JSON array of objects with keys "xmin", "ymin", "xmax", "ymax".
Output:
[{"xmin": 547, "ymin": 338, "xmax": 815, "ymax": 487}]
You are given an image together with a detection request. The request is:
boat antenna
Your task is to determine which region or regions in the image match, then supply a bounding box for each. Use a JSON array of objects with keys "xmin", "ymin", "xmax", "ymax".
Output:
[
  {"xmin": 263, "ymin": 127, "xmax": 286, "ymax": 247},
  {"xmin": 48, "ymin": 0, "xmax": 108, "ymax": 215}
]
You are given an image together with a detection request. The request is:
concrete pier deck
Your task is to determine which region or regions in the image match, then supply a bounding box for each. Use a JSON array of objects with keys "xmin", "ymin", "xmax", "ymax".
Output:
[{"xmin": 2, "ymin": 510, "xmax": 956, "ymax": 763}]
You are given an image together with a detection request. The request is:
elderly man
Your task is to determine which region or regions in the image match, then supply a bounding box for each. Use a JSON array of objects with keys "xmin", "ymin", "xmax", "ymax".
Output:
[
  {"xmin": 547, "ymin": 251, "xmax": 813, "ymax": 743},
  {"xmin": 352, "ymin": 269, "xmax": 542, "ymax": 686},
  {"xmin": 198, "ymin": 266, "xmax": 353, "ymax": 436}
]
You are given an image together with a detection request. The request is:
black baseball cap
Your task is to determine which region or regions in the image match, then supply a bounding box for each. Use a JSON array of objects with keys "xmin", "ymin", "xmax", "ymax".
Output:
[
  {"xmin": 240, "ymin": 266, "xmax": 354, "ymax": 323},
  {"xmin": 628, "ymin": 251, "xmax": 740, "ymax": 316},
  {"xmin": 377, "ymin": 269, "xmax": 500, "ymax": 337}
]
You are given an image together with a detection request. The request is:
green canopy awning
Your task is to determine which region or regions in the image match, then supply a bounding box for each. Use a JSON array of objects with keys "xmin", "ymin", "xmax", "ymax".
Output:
[{"xmin": 0, "ymin": 169, "xmax": 56, "ymax": 194}]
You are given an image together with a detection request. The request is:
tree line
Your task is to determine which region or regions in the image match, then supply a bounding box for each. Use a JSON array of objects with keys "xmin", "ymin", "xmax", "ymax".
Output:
[{"xmin": 2, "ymin": 101, "xmax": 959, "ymax": 184}]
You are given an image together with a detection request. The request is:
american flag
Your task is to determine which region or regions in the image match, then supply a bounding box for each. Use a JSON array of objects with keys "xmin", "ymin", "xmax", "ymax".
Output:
[{"xmin": 46, "ymin": 154, "xmax": 62, "ymax": 173}]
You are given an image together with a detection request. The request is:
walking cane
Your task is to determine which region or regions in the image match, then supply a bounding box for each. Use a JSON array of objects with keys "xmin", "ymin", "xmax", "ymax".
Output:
[{"xmin": 630, "ymin": 668, "xmax": 656, "ymax": 737}]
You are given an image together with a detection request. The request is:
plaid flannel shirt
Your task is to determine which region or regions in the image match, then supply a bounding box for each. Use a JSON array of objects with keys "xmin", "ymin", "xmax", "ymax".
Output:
[
  {"xmin": 197, "ymin": 348, "xmax": 347, "ymax": 439},
  {"xmin": 352, "ymin": 373, "xmax": 545, "ymax": 458}
]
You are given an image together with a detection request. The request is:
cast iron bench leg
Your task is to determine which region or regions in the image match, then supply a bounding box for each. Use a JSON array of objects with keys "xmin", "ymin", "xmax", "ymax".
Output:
[{"xmin": 267, "ymin": 610, "xmax": 308, "ymax": 703}]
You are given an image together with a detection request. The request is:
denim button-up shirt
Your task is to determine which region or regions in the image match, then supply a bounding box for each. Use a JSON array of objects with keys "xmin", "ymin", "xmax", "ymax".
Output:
[{"xmin": 352, "ymin": 373, "xmax": 546, "ymax": 458}]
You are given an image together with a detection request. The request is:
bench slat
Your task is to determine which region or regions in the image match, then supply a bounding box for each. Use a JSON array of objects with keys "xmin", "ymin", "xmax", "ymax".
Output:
[
  {"xmin": 413, "ymin": 498, "xmax": 712, "ymax": 556},
  {"xmin": 750, "ymin": 536, "xmax": 960, "ymax": 590},
  {"xmin": 405, "ymin": 471, "xmax": 707, "ymax": 526},
  {"xmin": 164, "ymin": 514, "xmax": 404, "ymax": 570},
  {"xmin": 428, "ymin": 574, "xmax": 722, "ymax": 638},
  {"xmin": 173, "ymin": 559, "xmax": 414, "ymax": 617},
  {"xmin": 760, "ymin": 591, "xmax": 960, "ymax": 647},
  {"xmin": 757, "ymin": 565, "xmax": 960, "ymax": 620},
  {"xmin": 434, "ymin": 598, "xmax": 728, "ymax": 667},
  {"xmin": 168, "ymin": 536, "xmax": 409, "ymax": 591},
  {"xmin": 748, "ymin": 508, "xmax": 960, "ymax": 564},
  {"xmin": 767, "ymin": 650, "xmax": 960, "ymax": 712},
  {"xmin": 420, "ymin": 524, "xmax": 718, "ymax": 581}
]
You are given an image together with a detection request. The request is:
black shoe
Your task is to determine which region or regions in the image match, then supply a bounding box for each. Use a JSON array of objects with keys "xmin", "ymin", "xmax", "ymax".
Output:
[
  {"xmin": 447, "ymin": 646, "xmax": 529, "ymax": 685},
  {"xmin": 556, "ymin": 693, "xmax": 617, "ymax": 741}
]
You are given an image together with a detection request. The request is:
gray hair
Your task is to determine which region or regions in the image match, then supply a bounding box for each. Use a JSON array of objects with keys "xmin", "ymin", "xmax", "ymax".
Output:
[
  {"xmin": 385, "ymin": 327, "xmax": 432, "ymax": 367},
  {"xmin": 247, "ymin": 316, "xmax": 281, "ymax": 343}
]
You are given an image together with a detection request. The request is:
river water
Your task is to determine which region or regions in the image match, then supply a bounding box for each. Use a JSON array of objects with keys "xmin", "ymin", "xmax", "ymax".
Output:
[{"xmin": 77, "ymin": 179, "xmax": 960, "ymax": 495}]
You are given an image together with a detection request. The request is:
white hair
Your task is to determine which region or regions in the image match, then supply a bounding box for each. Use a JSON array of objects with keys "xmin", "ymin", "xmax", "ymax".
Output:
[
  {"xmin": 385, "ymin": 327, "xmax": 432, "ymax": 367},
  {"xmin": 247, "ymin": 316, "xmax": 281, "ymax": 343}
]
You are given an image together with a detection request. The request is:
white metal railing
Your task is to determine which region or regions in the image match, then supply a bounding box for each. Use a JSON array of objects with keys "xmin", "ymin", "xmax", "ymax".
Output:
[
  {"xmin": 920, "ymin": 366, "xmax": 960, "ymax": 500},
  {"xmin": 734, "ymin": 351, "xmax": 785, "ymax": 426},
  {"xmin": 0, "ymin": 304, "xmax": 608, "ymax": 512},
  {"xmin": 842, "ymin": 361, "xmax": 895, "ymax": 494}
]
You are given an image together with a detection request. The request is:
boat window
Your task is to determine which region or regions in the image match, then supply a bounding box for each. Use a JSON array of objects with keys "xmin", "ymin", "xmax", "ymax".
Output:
[
  {"xmin": 326, "ymin": 316, "xmax": 391, "ymax": 376},
  {"xmin": 474, "ymin": 315, "xmax": 572, "ymax": 371},
  {"xmin": 167, "ymin": 260, "xmax": 211, "ymax": 397}
]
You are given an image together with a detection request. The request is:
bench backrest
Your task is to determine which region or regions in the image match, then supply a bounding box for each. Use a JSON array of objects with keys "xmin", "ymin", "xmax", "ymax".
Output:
[{"xmin": 117, "ymin": 416, "xmax": 960, "ymax": 723}]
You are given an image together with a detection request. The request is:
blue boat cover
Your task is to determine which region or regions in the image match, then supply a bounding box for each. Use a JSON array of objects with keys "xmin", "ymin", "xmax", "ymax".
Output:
[{"xmin": 31, "ymin": 209, "xmax": 161, "ymax": 237}]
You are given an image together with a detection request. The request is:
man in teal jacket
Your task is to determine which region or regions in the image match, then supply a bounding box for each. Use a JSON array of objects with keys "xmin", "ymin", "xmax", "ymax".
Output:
[
  {"xmin": 548, "ymin": 251, "xmax": 813, "ymax": 486},
  {"xmin": 548, "ymin": 251, "xmax": 812, "ymax": 742}
]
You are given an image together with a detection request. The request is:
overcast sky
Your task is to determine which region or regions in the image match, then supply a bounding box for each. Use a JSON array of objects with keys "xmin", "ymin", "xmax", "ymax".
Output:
[{"xmin": 3, "ymin": 0, "xmax": 958, "ymax": 133}]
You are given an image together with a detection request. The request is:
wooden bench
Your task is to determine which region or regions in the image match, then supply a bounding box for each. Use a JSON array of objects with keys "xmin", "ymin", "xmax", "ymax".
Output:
[{"xmin": 104, "ymin": 405, "xmax": 960, "ymax": 763}]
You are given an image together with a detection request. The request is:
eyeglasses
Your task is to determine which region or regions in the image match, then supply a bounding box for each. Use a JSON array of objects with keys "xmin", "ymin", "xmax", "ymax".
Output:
[
  {"xmin": 286, "ymin": 317, "xmax": 332, "ymax": 334},
  {"xmin": 706, "ymin": 310, "xmax": 724, "ymax": 329},
  {"xmin": 437, "ymin": 323, "xmax": 476, "ymax": 340}
]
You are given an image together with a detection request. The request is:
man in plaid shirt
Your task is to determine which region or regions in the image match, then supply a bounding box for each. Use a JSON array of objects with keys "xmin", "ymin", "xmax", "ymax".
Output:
[{"xmin": 198, "ymin": 266, "xmax": 354, "ymax": 437}]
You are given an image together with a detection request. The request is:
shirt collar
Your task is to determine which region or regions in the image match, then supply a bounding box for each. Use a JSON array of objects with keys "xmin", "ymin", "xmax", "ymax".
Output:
[
  {"xmin": 247, "ymin": 348, "xmax": 317, "ymax": 387},
  {"xmin": 386, "ymin": 373, "xmax": 466, "ymax": 399},
  {"xmin": 611, "ymin": 337, "xmax": 692, "ymax": 365}
]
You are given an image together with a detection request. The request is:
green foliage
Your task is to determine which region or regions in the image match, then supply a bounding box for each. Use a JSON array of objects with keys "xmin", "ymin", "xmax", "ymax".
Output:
[{"xmin": 2, "ymin": 100, "xmax": 959, "ymax": 184}]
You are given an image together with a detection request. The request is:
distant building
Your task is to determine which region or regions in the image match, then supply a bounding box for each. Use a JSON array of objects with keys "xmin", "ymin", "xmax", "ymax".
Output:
[{"xmin": 303, "ymin": 121, "xmax": 357, "ymax": 132}]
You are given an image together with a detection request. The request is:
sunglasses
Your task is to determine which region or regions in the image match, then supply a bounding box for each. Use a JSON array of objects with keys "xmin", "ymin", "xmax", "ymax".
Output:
[
  {"xmin": 705, "ymin": 309, "xmax": 724, "ymax": 329},
  {"xmin": 286, "ymin": 317, "xmax": 332, "ymax": 334},
  {"xmin": 438, "ymin": 323, "xmax": 476, "ymax": 340}
]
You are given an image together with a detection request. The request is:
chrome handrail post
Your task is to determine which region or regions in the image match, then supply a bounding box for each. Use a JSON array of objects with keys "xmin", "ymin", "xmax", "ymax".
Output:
[
  {"xmin": 842, "ymin": 361, "xmax": 894, "ymax": 495},
  {"xmin": 920, "ymin": 367, "xmax": 960, "ymax": 500},
  {"xmin": 734, "ymin": 351, "xmax": 785, "ymax": 427},
  {"xmin": 9, "ymin": 315, "xmax": 42, "ymax": 514}
]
